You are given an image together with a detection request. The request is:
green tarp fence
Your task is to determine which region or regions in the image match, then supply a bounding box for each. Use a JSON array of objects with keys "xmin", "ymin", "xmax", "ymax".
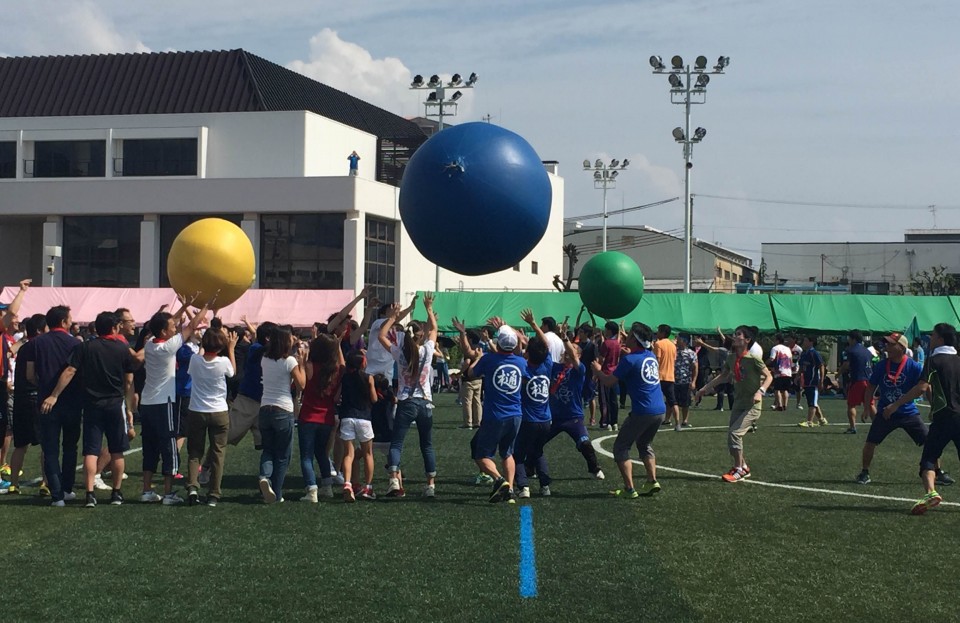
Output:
[{"xmin": 422, "ymin": 291, "xmax": 960, "ymax": 335}]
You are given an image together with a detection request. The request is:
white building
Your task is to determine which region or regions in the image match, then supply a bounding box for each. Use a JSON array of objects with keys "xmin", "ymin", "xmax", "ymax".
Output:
[
  {"xmin": 761, "ymin": 230, "xmax": 960, "ymax": 294},
  {"xmin": 562, "ymin": 225, "xmax": 756, "ymax": 292},
  {"xmin": 0, "ymin": 50, "xmax": 563, "ymax": 300}
]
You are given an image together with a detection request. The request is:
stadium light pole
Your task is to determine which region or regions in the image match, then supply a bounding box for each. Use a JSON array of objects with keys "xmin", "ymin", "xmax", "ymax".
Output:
[
  {"xmin": 650, "ymin": 54, "xmax": 729, "ymax": 293},
  {"xmin": 410, "ymin": 72, "xmax": 478, "ymax": 290},
  {"xmin": 582, "ymin": 158, "xmax": 630, "ymax": 252}
]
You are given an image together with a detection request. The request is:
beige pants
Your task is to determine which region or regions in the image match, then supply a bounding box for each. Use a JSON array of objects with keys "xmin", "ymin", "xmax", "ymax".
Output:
[
  {"xmin": 227, "ymin": 394, "xmax": 262, "ymax": 447},
  {"xmin": 728, "ymin": 406, "xmax": 761, "ymax": 451},
  {"xmin": 461, "ymin": 378, "xmax": 483, "ymax": 427}
]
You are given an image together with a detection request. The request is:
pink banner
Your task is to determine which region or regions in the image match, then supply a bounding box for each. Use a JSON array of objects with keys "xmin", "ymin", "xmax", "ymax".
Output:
[{"xmin": 0, "ymin": 287, "xmax": 357, "ymax": 327}]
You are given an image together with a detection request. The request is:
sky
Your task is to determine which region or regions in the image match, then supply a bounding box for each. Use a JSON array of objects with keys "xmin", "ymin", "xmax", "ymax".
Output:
[{"xmin": 3, "ymin": 0, "xmax": 959, "ymax": 264}]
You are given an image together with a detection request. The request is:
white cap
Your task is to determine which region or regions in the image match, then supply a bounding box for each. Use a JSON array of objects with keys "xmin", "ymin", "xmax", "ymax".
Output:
[{"xmin": 497, "ymin": 326, "xmax": 519, "ymax": 351}]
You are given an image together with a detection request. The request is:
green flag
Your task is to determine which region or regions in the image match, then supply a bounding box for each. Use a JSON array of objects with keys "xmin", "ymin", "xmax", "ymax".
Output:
[{"xmin": 904, "ymin": 315, "xmax": 920, "ymax": 346}]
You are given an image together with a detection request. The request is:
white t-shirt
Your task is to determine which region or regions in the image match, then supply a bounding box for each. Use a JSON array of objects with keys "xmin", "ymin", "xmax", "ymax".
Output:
[
  {"xmin": 769, "ymin": 344, "xmax": 793, "ymax": 378},
  {"xmin": 749, "ymin": 342, "xmax": 763, "ymax": 359},
  {"xmin": 141, "ymin": 334, "xmax": 183, "ymax": 405},
  {"xmin": 260, "ymin": 356, "xmax": 298, "ymax": 411},
  {"xmin": 367, "ymin": 318, "xmax": 404, "ymax": 379},
  {"xmin": 391, "ymin": 339, "xmax": 435, "ymax": 401},
  {"xmin": 187, "ymin": 354, "xmax": 234, "ymax": 413},
  {"xmin": 544, "ymin": 331, "xmax": 565, "ymax": 364}
]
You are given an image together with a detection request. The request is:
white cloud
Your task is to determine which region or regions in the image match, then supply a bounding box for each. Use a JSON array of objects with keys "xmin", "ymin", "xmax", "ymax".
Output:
[
  {"xmin": 2, "ymin": 1, "xmax": 149, "ymax": 56},
  {"xmin": 287, "ymin": 29, "xmax": 412, "ymax": 114},
  {"xmin": 624, "ymin": 153, "xmax": 683, "ymax": 199}
]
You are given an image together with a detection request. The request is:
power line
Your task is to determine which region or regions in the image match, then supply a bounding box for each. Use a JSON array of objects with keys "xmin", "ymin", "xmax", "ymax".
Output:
[
  {"xmin": 694, "ymin": 193, "xmax": 960, "ymax": 211},
  {"xmin": 564, "ymin": 197, "xmax": 680, "ymax": 222}
]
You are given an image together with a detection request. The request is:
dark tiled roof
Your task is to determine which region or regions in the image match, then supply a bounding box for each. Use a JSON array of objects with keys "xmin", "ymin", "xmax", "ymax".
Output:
[{"xmin": 0, "ymin": 49, "xmax": 425, "ymax": 143}]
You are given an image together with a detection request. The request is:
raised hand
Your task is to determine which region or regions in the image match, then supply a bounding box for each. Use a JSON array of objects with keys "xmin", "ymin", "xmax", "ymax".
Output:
[
  {"xmin": 423, "ymin": 292, "xmax": 435, "ymax": 308},
  {"xmin": 452, "ymin": 317, "xmax": 467, "ymax": 333},
  {"xmin": 18, "ymin": 279, "xmax": 31, "ymax": 291},
  {"xmin": 520, "ymin": 308, "xmax": 536, "ymax": 327},
  {"xmin": 487, "ymin": 316, "xmax": 505, "ymax": 330}
]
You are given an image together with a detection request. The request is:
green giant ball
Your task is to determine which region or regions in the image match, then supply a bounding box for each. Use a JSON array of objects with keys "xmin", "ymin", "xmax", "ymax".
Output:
[{"xmin": 578, "ymin": 251, "xmax": 645, "ymax": 319}]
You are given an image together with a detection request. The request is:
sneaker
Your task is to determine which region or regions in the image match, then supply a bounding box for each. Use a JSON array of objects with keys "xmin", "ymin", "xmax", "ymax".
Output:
[
  {"xmin": 612, "ymin": 488, "xmax": 639, "ymax": 498},
  {"xmin": 198, "ymin": 468, "xmax": 211, "ymax": 486},
  {"xmin": 682, "ymin": 422, "xmax": 692, "ymax": 429},
  {"xmin": 638, "ymin": 481, "xmax": 662, "ymax": 496},
  {"xmin": 844, "ymin": 428, "xmax": 858, "ymax": 434},
  {"xmin": 6, "ymin": 484, "xmax": 20, "ymax": 495},
  {"xmin": 259, "ymin": 477, "xmax": 277, "ymax": 504},
  {"xmin": 600, "ymin": 425, "xmax": 610, "ymax": 431},
  {"xmin": 93, "ymin": 475, "xmax": 112, "ymax": 491},
  {"xmin": 518, "ymin": 487, "xmax": 531, "ymax": 499},
  {"xmin": 62, "ymin": 491, "xmax": 77, "ymax": 502},
  {"xmin": 936, "ymin": 471, "xmax": 956, "ymax": 487},
  {"xmin": 173, "ymin": 472, "xmax": 185, "ymax": 480},
  {"xmin": 674, "ymin": 424, "xmax": 682, "ymax": 432},
  {"xmin": 910, "ymin": 491, "xmax": 942, "ymax": 515},
  {"xmin": 488, "ymin": 477, "xmax": 510, "ymax": 503},
  {"xmin": 319, "ymin": 484, "xmax": 334, "ymax": 499},
  {"xmin": 188, "ymin": 490, "xmax": 200, "ymax": 506},
  {"xmin": 505, "ymin": 489, "xmax": 517, "ymax": 504},
  {"xmin": 589, "ymin": 418, "xmax": 596, "ymax": 427},
  {"xmin": 741, "ymin": 465, "xmax": 752, "ymax": 479},
  {"xmin": 474, "ymin": 473, "xmax": 494, "ymax": 486},
  {"xmin": 343, "ymin": 485, "xmax": 356, "ymax": 503},
  {"xmin": 721, "ymin": 467, "xmax": 747, "ymax": 483},
  {"xmin": 797, "ymin": 404, "xmax": 804, "ymax": 410},
  {"xmin": 818, "ymin": 418, "xmax": 829, "ymax": 426},
  {"xmin": 855, "ymin": 470, "xmax": 871, "ymax": 485},
  {"xmin": 423, "ymin": 484, "xmax": 435, "ymax": 499},
  {"xmin": 540, "ymin": 485, "xmax": 551, "ymax": 497},
  {"xmin": 38, "ymin": 484, "xmax": 51, "ymax": 497},
  {"xmin": 611, "ymin": 424, "xmax": 619, "ymax": 432},
  {"xmin": 51, "ymin": 500, "xmax": 66, "ymax": 507},
  {"xmin": 797, "ymin": 421, "xmax": 814, "ymax": 428},
  {"xmin": 110, "ymin": 490, "xmax": 124, "ymax": 506},
  {"xmin": 140, "ymin": 490, "xmax": 162, "ymax": 503},
  {"xmin": 162, "ymin": 492, "xmax": 184, "ymax": 506},
  {"xmin": 85, "ymin": 492, "xmax": 97, "ymax": 508},
  {"xmin": 207, "ymin": 496, "xmax": 219, "ymax": 507},
  {"xmin": 361, "ymin": 485, "xmax": 377, "ymax": 501},
  {"xmin": 594, "ymin": 469, "xmax": 605, "ymax": 481},
  {"xmin": 386, "ymin": 477, "xmax": 402, "ymax": 497},
  {"xmin": 301, "ymin": 486, "xmax": 319, "ymax": 503},
  {"xmin": 332, "ymin": 472, "xmax": 345, "ymax": 486}
]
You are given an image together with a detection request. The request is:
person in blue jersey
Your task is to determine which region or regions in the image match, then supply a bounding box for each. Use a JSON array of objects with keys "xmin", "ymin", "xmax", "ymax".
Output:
[
  {"xmin": 796, "ymin": 335, "xmax": 828, "ymax": 428},
  {"xmin": 593, "ymin": 322, "xmax": 666, "ymax": 498},
  {"xmin": 455, "ymin": 317, "xmax": 529, "ymax": 504},
  {"xmin": 838, "ymin": 330, "xmax": 876, "ymax": 434},
  {"xmin": 514, "ymin": 309, "xmax": 554, "ymax": 499},
  {"xmin": 541, "ymin": 321, "xmax": 605, "ymax": 483},
  {"xmin": 855, "ymin": 332, "xmax": 928, "ymax": 485}
]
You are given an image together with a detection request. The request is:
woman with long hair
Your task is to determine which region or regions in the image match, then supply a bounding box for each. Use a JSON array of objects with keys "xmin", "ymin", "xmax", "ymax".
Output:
[
  {"xmin": 297, "ymin": 333, "xmax": 343, "ymax": 502},
  {"xmin": 378, "ymin": 293, "xmax": 438, "ymax": 498}
]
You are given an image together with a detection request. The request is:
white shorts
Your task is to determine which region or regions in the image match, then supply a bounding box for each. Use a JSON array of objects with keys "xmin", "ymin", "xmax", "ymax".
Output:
[{"xmin": 339, "ymin": 418, "xmax": 374, "ymax": 443}]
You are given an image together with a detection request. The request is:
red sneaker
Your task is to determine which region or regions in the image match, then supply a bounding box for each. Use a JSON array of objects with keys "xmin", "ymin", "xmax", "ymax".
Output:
[
  {"xmin": 343, "ymin": 485, "xmax": 356, "ymax": 503},
  {"xmin": 721, "ymin": 467, "xmax": 746, "ymax": 483}
]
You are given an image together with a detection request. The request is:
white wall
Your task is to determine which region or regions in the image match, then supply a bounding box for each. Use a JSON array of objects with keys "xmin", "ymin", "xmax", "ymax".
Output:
[{"xmin": 303, "ymin": 114, "xmax": 377, "ymax": 179}]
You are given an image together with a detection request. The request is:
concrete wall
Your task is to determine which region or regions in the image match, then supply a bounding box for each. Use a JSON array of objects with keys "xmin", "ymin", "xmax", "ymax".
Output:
[
  {"xmin": 303, "ymin": 114, "xmax": 378, "ymax": 180},
  {"xmin": 0, "ymin": 219, "xmax": 43, "ymax": 286}
]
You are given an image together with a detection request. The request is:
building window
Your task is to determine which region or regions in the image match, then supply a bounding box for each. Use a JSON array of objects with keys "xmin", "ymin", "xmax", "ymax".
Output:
[
  {"xmin": 365, "ymin": 217, "xmax": 396, "ymax": 303},
  {"xmin": 32, "ymin": 140, "xmax": 106, "ymax": 177},
  {"xmin": 531, "ymin": 261, "xmax": 539, "ymax": 275},
  {"xmin": 62, "ymin": 216, "xmax": 141, "ymax": 286},
  {"xmin": 158, "ymin": 215, "xmax": 243, "ymax": 287},
  {"xmin": 0, "ymin": 142, "xmax": 14, "ymax": 178},
  {"xmin": 260, "ymin": 214, "xmax": 344, "ymax": 289},
  {"xmin": 119, "ymin": 138, "xmax": 197, "ymax": 177},
  {"xmin": 850, "ymin": 281, "xmax": 890, "ymax": 295},
  {"xmin": 724, "ymin": 270, "xmax": 731, "ymax": 280},
  {"xmin": 716, "ymin": 266, "xmax": 723, "ymax": 277}
]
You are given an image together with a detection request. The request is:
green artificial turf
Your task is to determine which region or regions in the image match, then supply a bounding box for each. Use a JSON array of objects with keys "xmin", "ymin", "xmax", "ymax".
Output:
[{"xmin": 2, "ymin": 395, "xmax": 957, "ymax": 622}]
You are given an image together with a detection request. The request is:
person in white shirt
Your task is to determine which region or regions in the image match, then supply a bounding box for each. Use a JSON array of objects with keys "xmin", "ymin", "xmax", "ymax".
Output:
[
  {"xmin": 139, "ymin": 298, "xmax": 206, "ymax": 505},
  {"xmin": 768, "ymin": 334, "xmax": 794, "ymax": 411},
  {"xmin": 366, "ymin": 296, "xmax": 417, "ymax": 385},
  {"xmin": 540, "ymin": 316, "xmax": 566, "ymax": 364},
  {"xmin": 185, "ymin": 327, "xmax": 237, "ymax": 507}
]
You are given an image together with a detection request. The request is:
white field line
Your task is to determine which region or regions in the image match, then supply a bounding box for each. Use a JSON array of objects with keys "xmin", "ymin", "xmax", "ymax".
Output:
[{"xmin": 20, "ymin": 446, "xmax": 144, "ymax": 487}]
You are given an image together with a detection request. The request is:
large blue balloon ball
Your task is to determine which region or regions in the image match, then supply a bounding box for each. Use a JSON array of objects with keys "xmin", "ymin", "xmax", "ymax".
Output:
[{"xmin": 399, "ymin": 122, "xmax": 552, "ymax": 276}]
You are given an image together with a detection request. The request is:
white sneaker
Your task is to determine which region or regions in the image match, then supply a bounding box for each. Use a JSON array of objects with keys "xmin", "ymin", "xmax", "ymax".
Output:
[
  {"xmin": 162, "ymin": 492, "xmax": 184, "ymax": 506},
  {"xmin": 93, "ymin": 475, "xmax": 112, "ymax": 491},
  {"xmin": 518, "ymin": 487, "xmax": 531, "ymax": 499},
  {"xmin": 51, "ymin": 500, "xmax": 65, "ymax": 507},
  {"xmin": 301, "ymin": 486, "xmax": 318, "ymax": 503},
  {"xmin": 540, "ymin": 485, "xmax": 551, "ymax": 497},
  {"xmin": 259, "ymin": 477, "xmax": 277, "ymax": 504},
  {"xmin": 140, "ymin": 490, "xmax": 162, "ymax": 503},
  {"xmin": 594, "ymin": 470, "xmax": 606, "ymax": 481},
  {"xmin": 675, "ymin": 424, "xmax": 682, "ymax": 432},
  {"xmin": 332, "ymin": 472, "xmax": 345, "ymax": 486},
  {"xmin": 198, "ymin": 468, "xmax": 211, "ymax": 486},
  {"xmin": 386, "ymin": 477, "xmax": 401, "ymax": 496},
  {"xmin": 423, "ymin": 484, "xmax": 436, "ymax": 498},
  {"xmin": 319, "ymin": 484, "xmax": 334, "ymax": 498},
  {"xmin": 62, "ymin": 491, "xmax": 77, "ymax": 502},
  {"xmin": 611, "ymin": 424, "xmax": 619, "ymax": 432}
]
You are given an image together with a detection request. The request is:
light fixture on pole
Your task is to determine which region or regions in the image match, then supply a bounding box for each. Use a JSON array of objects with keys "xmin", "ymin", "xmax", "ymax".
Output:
[
  {"xmin": 650, "ymin": 53, "xmax": 729, "ymax": 293},
  {"xmin": 583, "ymin": 157, "xmax": 630, "ymax": 252},
  {"xmin": 410, "ymin": 71, "xmax": 479, "ymax": 290}
]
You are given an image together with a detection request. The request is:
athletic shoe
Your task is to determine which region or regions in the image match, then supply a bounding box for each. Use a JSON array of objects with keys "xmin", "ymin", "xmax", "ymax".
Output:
[
  {"xmin": 93, "ymin": 475, "xmax": 112, "ymax": 491},
  {"xmin": 173, "ymin": 472, "xmax": 184, "ymax": 480},
  {"xmin": 674, "ymin": 424, "xmax": 682, "ymax": 432},
  {"xmin": 721, "ymin": 467, "xmax": 747, "ymax": 483},
  {"xmin": 589, "ymin": 419, "xmax": 596, "ymax": 426},
  {"xmin": 207, "ymin": 496, "xmax": 219, "ymax": 507},
  {"xmin": 6, "ymin": 484, "xmax": 20, "ymax": 495},
  {"xmin": 38, "ymin": 484, "xmax": 51, "ymax": 497},
  {"xmin": 600, "ymin": 425, "xmax": 610, "ymax": 431},
  {"xmin": 0, "ymin": 479, "xmax": 12, "ymax": 491},
  {"xmin": 102, "ymin": 470, "xmax": 128, "ymax": 480},
  {"xmin": 162, "ymin": 492, "xmax": 184, "ymax": 506},
  {"xmin": 910, "ymin": 491, "xmax": 942, "ymax": 515},
  {"xmin": 611, "ymin": 424, "xmax": 619, "ymax": 431},
  {"xmin": 188, "ymin": 490, "xmax": 200, "ymax": 506},
  {"xmin": 540, "ymin": 485, "xmax": 551, "ymax": 497},
  {"xmin": 85, "ymin": 492, "xmax": 97, "ymax": 508},
  {"xmin": 51, "ymin": 500, "xmax": 66, "ymax": 507},
  {"xmin": 844, "ymin": 428, "xmax": 858, "ymax": 434},
  {"xmin": 639, "ymin": 481, "xmax": 662, "ymax": 496},
  {"xmin": 0, "ymin": 464, "xmax": 10, "ymax": 479},
  {"xmin": 301, "ymin": 486, "xmax": 319, "ymax": 503},
  {"xmin": 611, "ymin": 488, "xmax": 639, "ymax": 499},
  {"xmin": 62, "ymin": 491, "xmax": 77, "ymax": 502},
  {"xmin": 797, "ymin": 404, "xmax": 804, "ymax": 410},
  {"xmin": 474, "ymin": 473, "xmax": 494, "ymax": 486},
  {"xmin": 518, "ymin": 487, "xmax": 531, "ymax": 499},
  {"xmin": 748, "ymin": 424, "xmax": 758, "ymax": 433},
  {"xmin": 319, "ymin": 484, "xmax": 334, "ymax": 499},
  {"xmin": 682, "ymin": 422, "xmax": 692, "ymax": 428},
  {"xmin": 140, "ymin": 490, "xmax": 162, "ymax": 503},
  {"xmin": 936, "ymin": 471, "xmax": 956, "ymax": 487},
  {"xmin": 489, "ymin": 477, "xmax": 510, "ymax": 503},
  {"xmin": 332, "ymin": 472, "xmax": 345, "ymax": 486},
  {"xmin": 361, "ymin": 485, "xmax": 377, "ymax": 501},
  {"xmin": 198, "ymin": 468, "xmax": 211, "ymax": 486},
  {"xmin": 386, "ymin": 477, "xmax": 402, "ymax": 497},
  {"xmin": 505, "ymin": 489, "xmax": 517, "ymax": 504},
  {"xmin": 343, "ymin": 485, "xmax": 356, "ymax": 503},
  {"xmin": 259, "ymin": 477, "xmax": 277, "ymax": 504},
  {"xmin": 855, "ymin": 470, "xmax": 871, "ymax": 485},
  {"xmin": 594, "ymin": 470, "xmax": 605, "ymax": 481},
  {"xmin": 818, "ymin": 417, "xmax": 829, "ymax": 426},
  {"xmin": 797, "ymin": 421, "xmax": 814, "ymax": 428},
  {"xmin": 110, "ymin": 490, "xmax": 124, "ymax": 506},
  {"xmin": 423, "ymin": 485, "xmax": 435, "ymax": 499}
]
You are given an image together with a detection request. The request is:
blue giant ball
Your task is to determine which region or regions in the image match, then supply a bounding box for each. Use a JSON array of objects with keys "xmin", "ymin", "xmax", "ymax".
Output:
[{"xmin": 399, "ymin": 122, "xmax": 552, "ymax": 275}]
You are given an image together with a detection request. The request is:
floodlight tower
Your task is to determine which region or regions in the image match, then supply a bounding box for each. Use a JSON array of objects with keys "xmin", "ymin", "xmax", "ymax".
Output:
[
  {"xmin": 582, "ymin": 158, "xmax": 630, "ymax": 252},
  {"xmin": 650, "ymin": 54, "xmax": 729, "ymax": 293}
]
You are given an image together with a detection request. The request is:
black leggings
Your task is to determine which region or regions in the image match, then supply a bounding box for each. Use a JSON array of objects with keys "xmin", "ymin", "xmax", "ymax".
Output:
[{"xmin": 715, "ymin": 383, "xmax": 734, "ymax": 410}]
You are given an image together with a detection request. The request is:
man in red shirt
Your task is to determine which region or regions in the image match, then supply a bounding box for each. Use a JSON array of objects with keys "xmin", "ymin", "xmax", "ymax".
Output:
[{"xmin": 598, "ymin": 321, "xmax": 622, "ymax": 431}]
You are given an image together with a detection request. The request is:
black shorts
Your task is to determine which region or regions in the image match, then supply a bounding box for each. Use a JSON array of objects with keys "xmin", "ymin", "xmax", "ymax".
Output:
[
  {"xmin": 675, "ymin": 383, "xmax": 691, "ymax": 408},
  {"xmin": 773, "ymin": 377, "xmax": 793, "ymax": 392},
  {"xmin": 660, "ymin": 381, "xmax": 677, "ymax": 407},
  {"xmin": 920, "ymin": 413, "xmax": 960, "ymax": 472},
  {"xmin": 866, "ymin": 414, "xmax": 927, "ymax": 446},
  {"xmin": 12, "ymin": 392, "xmax": 40, "ymax": 448},
  {"xmin": 82, "ymin": 402, "xmax": 128, "ymax": 456},
  {"xmin": 0, "ymin": 385, "xmax": 8, "ymax": 439}
]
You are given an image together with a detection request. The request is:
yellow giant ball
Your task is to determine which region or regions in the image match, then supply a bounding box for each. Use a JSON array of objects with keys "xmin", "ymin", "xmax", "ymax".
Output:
[{"xmin": 167, "ymin": 218, "xmax": 255, "ymax": 308}]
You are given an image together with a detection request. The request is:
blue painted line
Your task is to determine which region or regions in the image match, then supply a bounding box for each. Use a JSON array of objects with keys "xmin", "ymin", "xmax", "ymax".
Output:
[{"xmin": 519, "ymin": 505, "xmax": 538, "ymax": 598}]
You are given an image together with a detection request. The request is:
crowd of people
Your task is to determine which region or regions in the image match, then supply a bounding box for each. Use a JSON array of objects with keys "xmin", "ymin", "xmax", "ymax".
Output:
[{"xmin": 0, "ymin": 278, "xmax": 958, "ymax": 515}]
